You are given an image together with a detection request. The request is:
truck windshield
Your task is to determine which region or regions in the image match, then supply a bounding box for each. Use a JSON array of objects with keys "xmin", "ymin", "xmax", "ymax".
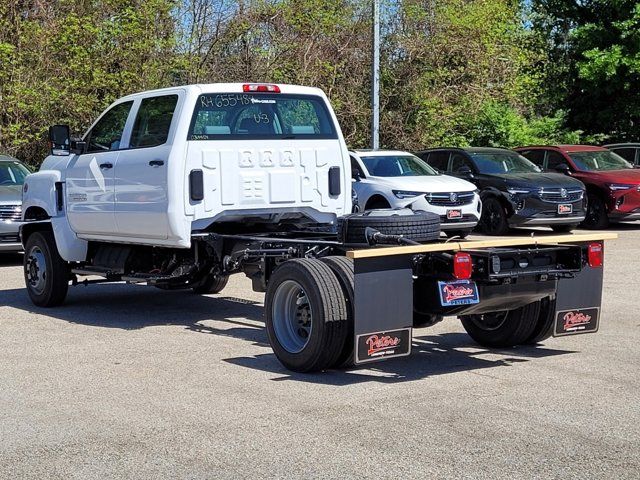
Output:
[
  {"xmin": 361, "ymin": 155, "xmax": 439, "ymax": 177},
  {"xmin": 469, "ymin": 152, "xmax": 541, "ymax": 174},
  {"xmin": 569, "ymin": 151, "xmax": 633, "ymax": 171},
  {"xmin": 188, "ymin": 93, "xmax": 337, "ymax": 140},
  {"xmin": 0, "ymin": 161, "xmax": 30, "ymax": 186}
]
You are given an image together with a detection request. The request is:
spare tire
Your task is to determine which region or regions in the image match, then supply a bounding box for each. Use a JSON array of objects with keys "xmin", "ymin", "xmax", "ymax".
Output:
[{"xmin": 337, "ymin": 209, "xmax": 440, "ymax": 245}]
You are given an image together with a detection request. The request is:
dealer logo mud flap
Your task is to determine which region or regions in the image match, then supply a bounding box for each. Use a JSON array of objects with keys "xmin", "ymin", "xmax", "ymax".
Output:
[
  {"xmin": 355, "ymin": 328, "xmax": 412, "ymax": 364},
  {"xmin": 553, "ymin": 307, "xmax": 599, "ymax": 336}
]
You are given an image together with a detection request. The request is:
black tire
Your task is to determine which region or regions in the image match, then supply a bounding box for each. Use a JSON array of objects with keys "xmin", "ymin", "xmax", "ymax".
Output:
[
  {"xmin": 582, "ymin": 193, "xmax": 609, "ymax": 229},
  {"xmin": 413, "ymin": 311, "xmax": 443, "ymax": 328},
  {"xmin": 524, "ymin": 296, "xmax": 556, "ymax": 344},
  {"xmin": 319, "ymin": 256, "xmax": 355, "ymax": 367},
  {"xmin": 479, "ymin": 196, "xmax": 510, "ymax": 235},
  {"xmin": 365, "ymin": 197, "xmax": 391, "ymax": 210},
  {"xmin": 192, "ymin": 273, "xmax": 229, "ymax": 294},
  {"xmin": 551, "ymin": 224, "xmax": 579, "ymax": 233},
  {"xmin": 265, "ymin": 259, "xmax": 348, "ymax": 372},
  {"xmin": 459, "ymin": 301, "xmax": 542, "ymax": 348},
  {"xmin": 337, "ymin": 209, "xmax": 441, "ymax": 245},
  {"xmin": 444, "ymin": 229, "xmax": 472, "ymax": 239},
  {"xmin": 23, "ymin": 231, "xmax": 70, "ymax": 307}
]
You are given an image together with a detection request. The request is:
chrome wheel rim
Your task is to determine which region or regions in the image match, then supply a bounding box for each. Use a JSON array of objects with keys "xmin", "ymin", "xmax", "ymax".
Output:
[
  {"xmin": 272, "ymin": 280, "xmax": 313, "ymax": 353},
  {"xmin": 26, "ymin": 246, "xmax": 47, "ymax": 295}
]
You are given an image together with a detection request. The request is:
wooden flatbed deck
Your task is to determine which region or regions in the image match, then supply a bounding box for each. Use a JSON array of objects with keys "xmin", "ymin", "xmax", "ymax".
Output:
[{"xmin": 347, "ymin": 233, "xmax": 619, "ymax": 259}]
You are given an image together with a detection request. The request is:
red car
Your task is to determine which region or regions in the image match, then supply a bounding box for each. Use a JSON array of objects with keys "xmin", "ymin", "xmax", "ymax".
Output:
[{"xmin": 516, "ymin": 145, "xmax": 640, "ymax": 228}]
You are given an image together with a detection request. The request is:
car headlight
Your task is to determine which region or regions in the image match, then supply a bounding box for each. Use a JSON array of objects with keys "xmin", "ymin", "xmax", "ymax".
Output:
[
  {"xmin": 392, "ymin": 190, "xmax": 424, "ymax": 199},
  {"xmin": 506, "ymin": 188, "xmax": 531, "ymax": 195},
  {"xmin": 608, "ymin": 183, "xmax": 635, "ymax": 191}
]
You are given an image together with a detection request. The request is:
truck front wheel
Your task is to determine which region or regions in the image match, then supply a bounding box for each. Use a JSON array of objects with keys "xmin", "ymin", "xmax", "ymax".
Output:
[
  {"xmin": 24, "ymin": 231, "xmax": 70, "ymax": 307},
  {"xmin": 265, "ymin": 259, "xmax": 348, "ymax": 372},
  {"xmin": 459, "ymin": 301, "xmax": 541, "ymax": 348}
]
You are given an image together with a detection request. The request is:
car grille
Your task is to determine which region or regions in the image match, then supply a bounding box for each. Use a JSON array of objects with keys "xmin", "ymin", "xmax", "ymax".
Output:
[
  {"xmin": 538, "ymin": 188, "xmax": 583, "ymax": 203},
  {"xmin": 0, "ymin": 204, "xmax": 21, "ymax": 221},
  {"xmin": 426, "ymin": 192, "xmax": 475, "ymax": 207}
]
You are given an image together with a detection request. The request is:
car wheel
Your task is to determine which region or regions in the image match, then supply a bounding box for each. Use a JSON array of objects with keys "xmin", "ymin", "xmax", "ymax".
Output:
[
  {"xmin": 479, "ymin": 197, "xmax": 509, "ymax": 235},
  {"xmin": 23, "ymin": 231, "xmax": 70, "ymax": 307},
  {"xmin": 582, "ymin": 193, "xmax": 609, "ymax": 229},
  {"xmin": 365, "ymin": 197, "xmax": 391, "ymax": 210}
]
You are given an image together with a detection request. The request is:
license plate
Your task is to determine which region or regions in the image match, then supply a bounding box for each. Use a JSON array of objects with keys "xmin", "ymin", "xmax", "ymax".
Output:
[
  {"xmin": 355, "ymin": 328, "xmax": 412, "ymax": 364},
  {"xmin": 553, "ymin": 307, "xmax": 599, "ymax": 336},
  {"xmin": 447, "ymin": 209, "xmax": 462, "ymax": 220},
  {"xmin": 558, "ymin": 204, "xmax": 572, "ymax": 214},
  {"xmin": 438, "ymin": 280, "xmax": 480, "ymax": 306}
]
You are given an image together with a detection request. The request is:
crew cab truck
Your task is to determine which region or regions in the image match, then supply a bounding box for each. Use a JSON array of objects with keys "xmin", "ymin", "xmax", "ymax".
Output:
[{"xmin": 20, "ymin": 83, "xmax": 616, "ymax": 372}]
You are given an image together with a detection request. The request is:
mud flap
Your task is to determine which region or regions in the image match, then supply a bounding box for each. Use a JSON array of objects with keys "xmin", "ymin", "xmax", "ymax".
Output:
[
  {"xmin": 352, "ymin": 255, "xmax": 413, "ymax": 364},
  {"xmin": 554, "ymin": 264, "xmax": 603, "ymax": 336}
]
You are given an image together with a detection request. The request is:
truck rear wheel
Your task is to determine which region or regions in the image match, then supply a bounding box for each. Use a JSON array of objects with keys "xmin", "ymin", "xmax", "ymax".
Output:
[
  {"xmin": 24, "ymin": 231, "xmax": 70, "ymax": 307},
  {"xmin": 319, "ymin": 256, "xmax": 355, "ymax": 367},
  {"xmin": 459, "ymin": 301, "xmax": 541, "ymax": 348},
  {"xmin": 265, "ymin": 259, "xmax": 348, "ymax": 372},
  {"xmin": 192, "ymin": 273, "xmax": 229, "ymax": 294},
  {"xmin": 524, "ymin": 297, "xmax": 556, "ymax": 344}
]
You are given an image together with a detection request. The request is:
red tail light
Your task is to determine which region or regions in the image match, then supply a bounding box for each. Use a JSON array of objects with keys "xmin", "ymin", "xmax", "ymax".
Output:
[
  {"xmin": 453, "ymin": 252, "xmax": 473, "ymax": 279},
  {"xmin": 587, "ymin": 242, "xmax": 603, "ymax": 268},
  {"xmin": 242, "ymin": 84, "xmax": 281, "ymax": 93}
]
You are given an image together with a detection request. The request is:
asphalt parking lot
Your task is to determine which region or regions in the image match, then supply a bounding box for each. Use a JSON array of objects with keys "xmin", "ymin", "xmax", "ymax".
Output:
[{"xmin": 1, "ymin": 226, "xmax": 639, "ymax": 479}]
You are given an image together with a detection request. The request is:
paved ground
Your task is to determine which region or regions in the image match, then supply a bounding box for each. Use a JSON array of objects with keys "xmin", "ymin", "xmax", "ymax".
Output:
[{"xmin": 1, "ymin": 226, "xmax": 639, "ymax": 479}]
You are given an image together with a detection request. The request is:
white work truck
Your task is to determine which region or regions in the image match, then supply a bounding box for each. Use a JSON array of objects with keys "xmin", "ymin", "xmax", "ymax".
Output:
[{"xmin": 21, "ymin": 83, "xmax": 614, "ymax": 372}]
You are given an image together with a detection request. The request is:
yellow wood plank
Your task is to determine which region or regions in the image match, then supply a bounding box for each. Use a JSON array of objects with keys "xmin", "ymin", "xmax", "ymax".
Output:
[{"xmin": 346, "ymin": 232, "xmax": 618, "ymax": 259}]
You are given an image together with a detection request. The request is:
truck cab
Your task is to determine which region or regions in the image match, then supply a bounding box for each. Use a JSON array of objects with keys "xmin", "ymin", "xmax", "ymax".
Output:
[{"xmin": 24, "ymin": 83, "xmax": 351, "ymax": 258}]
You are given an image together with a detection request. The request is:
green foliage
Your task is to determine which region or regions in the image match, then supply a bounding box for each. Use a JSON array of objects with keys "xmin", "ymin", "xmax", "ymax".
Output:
[
  {"xmin": 533, "ymin": 0, "xmax": 640, "ymax": 141},
  {"xmin": 0, "ymin": 0, "xmax": 628, "ymax": 167}
]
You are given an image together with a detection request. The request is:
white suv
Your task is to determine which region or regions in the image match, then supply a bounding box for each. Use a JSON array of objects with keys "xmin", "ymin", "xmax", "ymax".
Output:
[{"xmin": 350, "ymin": 150, "xmax": 481, "ymax": 237}]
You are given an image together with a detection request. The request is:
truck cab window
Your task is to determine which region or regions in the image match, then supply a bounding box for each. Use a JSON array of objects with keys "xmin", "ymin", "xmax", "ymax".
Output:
[
  {"xmin": 86, "ymin": 101, "xmax": 133, "ymax": 153},
  {"xmin": 129, "ymin": 95, "xmax": 179, "ymax": 148}
]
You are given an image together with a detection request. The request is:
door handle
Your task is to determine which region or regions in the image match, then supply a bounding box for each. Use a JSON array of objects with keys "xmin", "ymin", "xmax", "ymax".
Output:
[
  {"xmin": 149, "ymin": 160, "xmax": 164, "ymax": 167},
  {"xmin": 99, "ymin": 162, "xmax": 113, "ymax": 169}
]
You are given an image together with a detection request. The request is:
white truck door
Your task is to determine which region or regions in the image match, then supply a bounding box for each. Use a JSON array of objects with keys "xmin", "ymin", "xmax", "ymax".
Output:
[
  {"xmin": 66, "ymin": 101, "xmax": 134, "ymax": 236},
  {"xmin": 113, "ymin": 94, "xmax": 180, "ymax": 239}
]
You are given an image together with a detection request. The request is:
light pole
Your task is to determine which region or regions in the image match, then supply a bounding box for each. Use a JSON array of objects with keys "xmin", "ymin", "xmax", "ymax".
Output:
[{"xmin": 371, "ymin": 0, "xmax": 380, "ymax": 150}]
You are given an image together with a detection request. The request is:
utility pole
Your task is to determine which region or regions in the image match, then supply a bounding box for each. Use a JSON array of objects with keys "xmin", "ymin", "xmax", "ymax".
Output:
[{"xmin": 371, "ymin": 0, "xmax": 380, "ymax": 150}]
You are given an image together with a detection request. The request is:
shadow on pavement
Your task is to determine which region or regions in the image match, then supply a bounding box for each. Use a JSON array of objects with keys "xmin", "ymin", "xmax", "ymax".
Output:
[
  {"xmin": 2, "ymin": 282, "xmax": 575, "ymax": 385},
  {"xmin": 224, "ymin": 331, "xmax": 575, "ymax": 385},
  {"xmin": 0, "ymin": 284, "xmax": 269, "ymax": 347}
]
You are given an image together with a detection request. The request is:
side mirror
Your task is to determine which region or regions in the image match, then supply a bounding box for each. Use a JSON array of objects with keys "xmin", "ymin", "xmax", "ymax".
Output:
[
  {"xmin": 554, "ymin": 163, "xmax": 571, "ymax": 174},
  {"xmin": 49, "ymin": 125, "xmax": 71, "ymax": 156},
  {"xmin": 458, "ymin": 166, "xmax": 474, "ymax": 178},
  {"xmin": 352, "ymin": 168, "xmax": 361, "ymax": 181}
]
